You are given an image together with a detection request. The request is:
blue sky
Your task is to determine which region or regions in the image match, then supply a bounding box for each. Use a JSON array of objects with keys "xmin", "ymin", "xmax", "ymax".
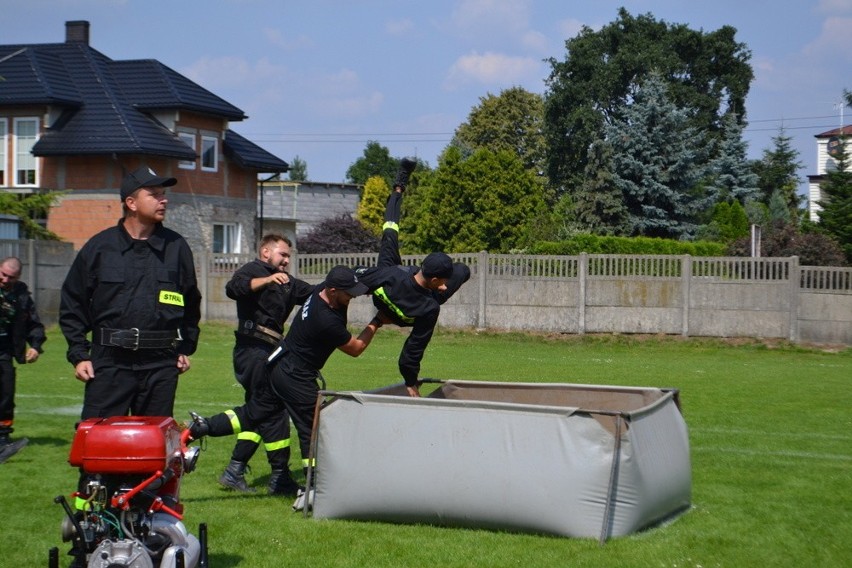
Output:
[{"xmin": 4, "ymin": 0, "xmax": 852, "ymax": 196}]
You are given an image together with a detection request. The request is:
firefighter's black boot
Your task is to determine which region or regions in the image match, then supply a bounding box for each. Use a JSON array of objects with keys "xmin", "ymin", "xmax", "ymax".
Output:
[
  {"xmin": 268, "ymin": 469, "xmax": 302, "ymax": 496},
  {"xmin": 219, "ymin": 459, "xmax": 255, "ymax": 493},
  {"xmin": 393, "ymin": 157, "xmax": 417, "ymax": 191}
]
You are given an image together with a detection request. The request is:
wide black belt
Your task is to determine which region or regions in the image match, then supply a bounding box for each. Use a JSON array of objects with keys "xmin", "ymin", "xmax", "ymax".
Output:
[
  {"xmin": 236, "ymin": 320, "xmax": 283, "ymax": 346},
  {"xmin": 99, "ymin": 328, "xmax": 182, "ymax": 350}
]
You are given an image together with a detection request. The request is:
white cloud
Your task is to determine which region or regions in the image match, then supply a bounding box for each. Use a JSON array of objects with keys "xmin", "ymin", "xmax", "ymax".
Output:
[
  {"xmin": 803, "ymin": 16, "xmax": 852, "ymax": 60},
  {"xmin": 444, "ymin": 51, "xmax": 540, "ymax": 89}
]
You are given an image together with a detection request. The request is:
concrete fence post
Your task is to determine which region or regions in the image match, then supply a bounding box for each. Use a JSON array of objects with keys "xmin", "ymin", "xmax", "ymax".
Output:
[
  {"xmin": 578, "ymin": 253, "xmax": 587, "ymax": 334},
  {"xmin": 477, "ymin": 251, "xmax": 488, "ymax": 330},
  {"xmin": 681, "ymin": 255, "xmax": 691, "ymax": 337},
  {"xmin": 788, "ymin": 256, "xmax": 800, "ymax": 342}
]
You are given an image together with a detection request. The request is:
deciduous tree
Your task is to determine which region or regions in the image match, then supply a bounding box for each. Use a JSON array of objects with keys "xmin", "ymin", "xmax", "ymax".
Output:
[
  {"xmin": 454, "ymin": 86, "xmax": 546, "ymax": 175},
  {"xmin": 356, "ymin": 175, "xmax": 389, "ymax": 236},
  {"xmin": 544, "ymin": 7, "xmax": 752, "ymax": 192},
  {"xmin": 406, "ymin": 147, "xmax": 547, "ymax": 253},
  {"xmin": 0, "ymin": 191, "xmax": 62, "ymax": 240}
]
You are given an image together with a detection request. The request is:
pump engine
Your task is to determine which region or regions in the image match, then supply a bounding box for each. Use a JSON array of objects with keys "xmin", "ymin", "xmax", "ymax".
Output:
[{"xmin": 51, "ymin": 416, "xmax": 206, "ymax": 568}]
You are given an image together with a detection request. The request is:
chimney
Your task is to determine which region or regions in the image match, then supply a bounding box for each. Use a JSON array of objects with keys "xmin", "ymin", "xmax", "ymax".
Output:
[{"xmin": 65, "ymin": 20, "xmax": 90, "ymax": 45}]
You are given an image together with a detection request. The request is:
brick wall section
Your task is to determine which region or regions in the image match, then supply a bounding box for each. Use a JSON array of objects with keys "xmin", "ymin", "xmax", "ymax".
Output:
[{"xmin": 47, "ymin": 195, "xmax": 122, "ymax": 250}]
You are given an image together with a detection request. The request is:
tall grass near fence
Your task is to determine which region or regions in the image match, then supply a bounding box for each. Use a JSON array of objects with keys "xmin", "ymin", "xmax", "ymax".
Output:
[{"xmin": 2, "ymin": 324, "xmax": 850, "ymax": 567}]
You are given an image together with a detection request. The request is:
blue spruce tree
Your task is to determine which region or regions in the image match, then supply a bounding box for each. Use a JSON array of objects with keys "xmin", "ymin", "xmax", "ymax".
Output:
[{"xmin": 605, "ymin": 74, "xmax": 712, "ymax": 239}]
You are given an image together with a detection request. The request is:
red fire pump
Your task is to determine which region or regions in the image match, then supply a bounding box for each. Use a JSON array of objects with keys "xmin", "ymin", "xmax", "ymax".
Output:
[{"xmin": 50, "ymin": 416, "xmax": 207, "ymax": 568}]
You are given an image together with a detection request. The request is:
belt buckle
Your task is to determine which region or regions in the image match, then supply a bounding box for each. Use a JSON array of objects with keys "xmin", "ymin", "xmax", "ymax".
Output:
[
  {"xmin": 129, "ymin": 327, "xmax": 140, "ymax": 351},
  {"xmin": 173, "ymin": 328, "xmax": 183, "ymax": 348}
]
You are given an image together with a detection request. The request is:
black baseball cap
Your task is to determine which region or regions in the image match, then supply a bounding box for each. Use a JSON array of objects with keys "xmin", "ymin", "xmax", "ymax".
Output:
[
  {"xmin": 421, "ymin": 252, "xmax": 454, "ymax": 279},
  {"xmin": 325, "ymin": 265, "xmax": 368, "ymax": 296},
  {"xmin": 121, "ymin": 166, "xmax": 177, "ymax": 200}
]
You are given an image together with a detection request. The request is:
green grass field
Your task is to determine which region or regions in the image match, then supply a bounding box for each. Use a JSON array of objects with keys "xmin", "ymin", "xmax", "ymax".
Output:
[{"xmin": 2, "ymin": 324, "xmax": 850, "ymax": 567}]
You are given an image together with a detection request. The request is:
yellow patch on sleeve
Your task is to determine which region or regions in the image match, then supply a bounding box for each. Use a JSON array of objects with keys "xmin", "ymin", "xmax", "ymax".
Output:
[{"xmin": 159, "ymin": 290, "xmax": 185, "ymax": 306}]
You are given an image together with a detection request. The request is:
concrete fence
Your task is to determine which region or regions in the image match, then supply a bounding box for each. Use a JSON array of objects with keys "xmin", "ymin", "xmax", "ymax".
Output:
[
  {"xmin": 6, "ymin": 240, "xmax": 851, "ymax": 346},
  {"xmin": 201, "ymin": 251, "xmax": 852, "ymax": 346}
]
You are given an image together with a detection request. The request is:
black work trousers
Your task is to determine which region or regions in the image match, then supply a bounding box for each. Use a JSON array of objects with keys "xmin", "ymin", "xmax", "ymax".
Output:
[
  {"xmin": 81, "ymin": 362, "xmax": 178, "ymax": 419},
  {"xmin": 230, "ymin": 344, "xmax": 291, "ymax": 469},
  {"xmin": 0, "ymin": 356, "xmax": 16, "ymax": 435},
  {"xmin": 207, "ymin": 354, "xmax": 319, "ymax": 470}
]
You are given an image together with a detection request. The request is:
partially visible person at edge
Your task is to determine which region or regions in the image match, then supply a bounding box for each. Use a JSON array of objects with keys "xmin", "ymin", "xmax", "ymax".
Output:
[
  {"xmin": 188, "ymin": 265, "xmax": 388, "ymax": 503},
  {"xmin": 355, "ymin": 158, "xmax": 470, "ymax": 397},
  {"xmin": 219, "ymin": 234, "xmax": 313, "ymax": 496},
  {"xmin": 0, "ymin": 256, "xmax": 46, "ymax": 456},
  {"xmin": 59, "ymin": 165, "xmax": 201, "ymax": 423}
]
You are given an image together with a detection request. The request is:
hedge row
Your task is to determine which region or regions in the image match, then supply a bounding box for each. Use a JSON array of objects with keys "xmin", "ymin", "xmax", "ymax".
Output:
[{"xmin": 530, "ymin": 234, "xmax": 727, "ymax": 256}]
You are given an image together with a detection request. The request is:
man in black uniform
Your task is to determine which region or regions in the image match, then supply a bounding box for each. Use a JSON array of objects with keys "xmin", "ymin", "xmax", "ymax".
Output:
[
  {"xmin": 220, "ymin": 233, "xmax": 312, "ymax": 495},
  {"xmin": 189, "ymin": 265, "xmax": 386, "ymax": 487},
  {"xmin": 0, "ymin": 256, "xmax": 46, "ymax": 462},
  {"xmin": 355, "ymin": 158, "xmax": 470, "ymax": 397},
  {"xmin": 59, "ymin": 165, "xmax": 201, "ymax": 420}
]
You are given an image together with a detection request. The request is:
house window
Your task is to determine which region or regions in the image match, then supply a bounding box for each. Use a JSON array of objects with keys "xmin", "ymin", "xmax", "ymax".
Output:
[
  {"xmin": 201, "ymin": 135, "xmax": 218, "ymax": 171},
  {"xmin": 14, "ymin": 117, "xmax": 39, "ymax": 186},
  {"xmin": 178, "ymin": 132, "xmax": 196, "ymax": 169},
  {"xmin": 213, "ymin": 223, "xmax": 241, "ymax": 253},
  {"xmin": 0, "ymin": 119, "xmax": 6, "ymax": 186}
]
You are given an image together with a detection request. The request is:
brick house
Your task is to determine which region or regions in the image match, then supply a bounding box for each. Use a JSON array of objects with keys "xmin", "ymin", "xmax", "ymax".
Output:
[
  {"xmin": 0, "ymin": 20, "xmax": 288, "ymax": 252},
  {"xmin": 807, "ymin": 124, "xmax": 852, "ymax": 222}
]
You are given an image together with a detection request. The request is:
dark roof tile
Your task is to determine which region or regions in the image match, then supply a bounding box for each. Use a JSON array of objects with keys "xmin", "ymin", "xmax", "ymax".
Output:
[
  {"xmin": 224, "ymin": 129, "xmax": 289, "ymax": 172},
  {"xmin": 0, "ymin": 38, "xmax": 279, "ymax": 169}
]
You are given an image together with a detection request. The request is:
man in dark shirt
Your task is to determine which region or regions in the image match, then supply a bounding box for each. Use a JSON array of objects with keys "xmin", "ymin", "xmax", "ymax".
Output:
[
  {"xmin": 356, "ymin": 158, "xmax": 470, "ymax": 396},
  {"xmin": 188, "ymin": 265, "xmax": 387, "ymax": 492},
  {"xmin": 220, "ymin": 234, "xmax": 312, "ymax": 495},
  {"xmin": 0, "ymin": 256, "xmax": 45, "ymax": 461},
  {"xmin": 59, "ymin": 165, "xmax": 201, "ymax": 420}
]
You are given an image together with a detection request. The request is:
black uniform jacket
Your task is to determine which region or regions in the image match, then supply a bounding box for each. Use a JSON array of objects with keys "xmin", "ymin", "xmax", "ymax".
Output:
[
  {"xmin": 1, "ymin": 281, "xmax": 46, "ymax": 364},
  {"xmin": 226, "ymin": 259, "xmax": 314, "ymax": 345},
  {"xmin": 356, "ymin": 264, "xmax": 442, "ymax": 386},
  {"xmin": 59, "ymin": 220, "xmax": 202, "ymax": 369}
]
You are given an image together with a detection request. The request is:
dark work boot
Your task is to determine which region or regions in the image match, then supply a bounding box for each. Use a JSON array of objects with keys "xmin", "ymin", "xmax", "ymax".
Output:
[
  {"xmin": 219, "ymin": 459, "xmax": 255, "ymax": 493},
  {"xmin": 393, "ymin": 157, "xmax": 417, "ymax": 191},
  {"xmin": 268, "ymin": 469, "xmax": 303, "ymax": 496},
  {"xmin": 188, "ymin": 412, "xmax": 209, "ymax": 440}
]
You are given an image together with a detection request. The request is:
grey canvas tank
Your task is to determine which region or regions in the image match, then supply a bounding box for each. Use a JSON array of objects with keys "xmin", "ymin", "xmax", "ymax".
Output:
[{"xmin": 309, "ymin": 380, "xmax": 691, "ymax": 540}]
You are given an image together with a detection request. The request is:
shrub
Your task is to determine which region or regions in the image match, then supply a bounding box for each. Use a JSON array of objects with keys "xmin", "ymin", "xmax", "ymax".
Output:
[
  {"xmin": 530, "ymin": 234, "xmax": 726, "ymax": 256},
  {"xmin": 297, "ymin": 214, "xmax": 380, "ymax": 253},
  {"xmin": 727, "ymin": 222, "xmax": 847, "ymax": 266}
]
